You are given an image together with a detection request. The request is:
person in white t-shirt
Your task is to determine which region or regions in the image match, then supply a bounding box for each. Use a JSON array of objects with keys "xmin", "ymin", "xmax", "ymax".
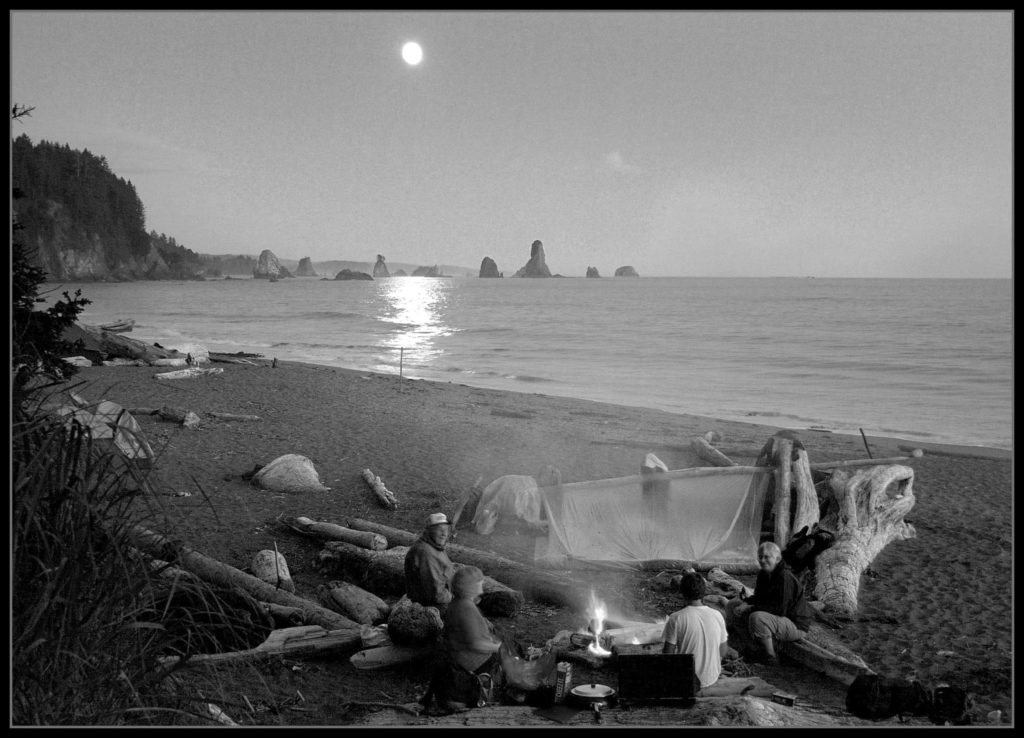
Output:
[{"xmin": 661, "ymin": 571, "xmax": 730, "ymax": 691}]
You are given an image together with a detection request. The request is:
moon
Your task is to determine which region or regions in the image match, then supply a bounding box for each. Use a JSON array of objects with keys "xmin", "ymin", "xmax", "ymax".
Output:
[{"xmin": 401, "ymin": 41, "xmax": 423, "ymax": 66}]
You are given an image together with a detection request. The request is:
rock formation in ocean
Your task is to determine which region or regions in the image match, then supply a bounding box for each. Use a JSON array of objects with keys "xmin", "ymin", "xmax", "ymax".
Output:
[
  {"xmin": 295, "ymin": 257, "xmax": 318, "ymax": 276},
  {"xmin": 513, "ymin": 240, "xmax": 552, "ymax": 278},
  {"xmin": 412, "ymin": 265, "xmax": 441, "ymax": 277},
  {"xmin": 614, "ymin": 266, "xmax": 639, "ymax": 277},
  {"xmin": 586, "ymin": 266, "xmax": 601, "ymax": 278},
  {"xmin": 393, "ymin": 269, "xmax": 408, "ymax": 277},
  {"xmin": 334, "ymin": 269, "xmax": 373, "ymax": 281},
  {"xmin": 373, "ymin": 254, "xmax": 390, "ymax": 278},
  {"xmin": 479, "ymin": 257, "xmax": 502, "ymax": 278},
  {"xmin": 254, "ymin": 249, "xmax": 292, "ymax": 279}
]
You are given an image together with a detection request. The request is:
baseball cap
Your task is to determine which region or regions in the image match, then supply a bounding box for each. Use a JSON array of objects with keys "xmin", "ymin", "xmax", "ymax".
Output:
[{"xmin": 426, "ymin": 512, "xmax": 450, "ymax": 527}]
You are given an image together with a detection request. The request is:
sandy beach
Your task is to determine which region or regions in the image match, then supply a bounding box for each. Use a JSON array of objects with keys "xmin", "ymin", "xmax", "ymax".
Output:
[{"xmin": 59, "ymin": 359, "xmax": 1012, "ymax": 726}]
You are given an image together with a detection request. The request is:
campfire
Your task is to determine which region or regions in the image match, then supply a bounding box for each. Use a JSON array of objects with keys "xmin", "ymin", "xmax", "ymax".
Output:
[
  {"xmin": 575, "ymin": 589, "xmax": 667, "ymax": 657},
  {"xmin": 584, "ymin": 590, "xmax": 612, "ymax": 657}
]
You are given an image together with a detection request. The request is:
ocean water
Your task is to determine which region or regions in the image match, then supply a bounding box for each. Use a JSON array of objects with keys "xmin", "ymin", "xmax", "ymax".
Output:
[{"xmin": 44, "ymin": 276, "xmax": 1013, "ymax": 451}]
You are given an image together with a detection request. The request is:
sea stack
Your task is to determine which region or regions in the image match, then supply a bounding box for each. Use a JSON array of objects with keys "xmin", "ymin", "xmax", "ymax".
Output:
[{"xmin": 513, "ymin": 240, "xmax": 552, "ymax": 278}]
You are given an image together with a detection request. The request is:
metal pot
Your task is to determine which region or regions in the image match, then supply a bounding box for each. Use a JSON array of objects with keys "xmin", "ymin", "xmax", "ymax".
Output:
[{"xmin": 569, "ymin": 683, "xmax": 617, "ymax": 723}]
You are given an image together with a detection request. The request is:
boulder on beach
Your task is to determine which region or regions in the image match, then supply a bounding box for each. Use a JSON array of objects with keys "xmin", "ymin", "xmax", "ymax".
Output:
[
  {"xmin": 252, "ymin": 454, "xmax": 331, "ymax": 493},
  {"xmin": 513, "ymin": 240, "xmax": 552, "ymax": 278},
  {"xmin": 479, "ymin": 257, "xmax": 502, "ymax": 278}
]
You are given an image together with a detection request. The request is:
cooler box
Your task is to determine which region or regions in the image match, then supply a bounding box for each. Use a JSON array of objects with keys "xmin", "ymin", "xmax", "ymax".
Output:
[{"xmin": 615, "ymin": 652, "xmax": 698, "ymax": 708}]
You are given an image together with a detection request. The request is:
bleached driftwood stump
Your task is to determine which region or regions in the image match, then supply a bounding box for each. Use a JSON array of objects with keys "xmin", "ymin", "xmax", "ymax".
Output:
[{"xmin": 813, "ymin": 464, "xmax": 917, "ymax": 618}]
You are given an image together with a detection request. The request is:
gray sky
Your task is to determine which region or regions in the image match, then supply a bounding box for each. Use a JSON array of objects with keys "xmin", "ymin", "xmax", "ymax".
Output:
[{"xmin": 10, "ymin": 11, "xmax": 1012, "ymax": 278}]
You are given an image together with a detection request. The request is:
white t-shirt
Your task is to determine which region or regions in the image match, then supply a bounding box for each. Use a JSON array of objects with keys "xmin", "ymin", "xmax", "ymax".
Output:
[{"xmin": 661, "ymin": 604, "xmax": 729, "ymax": 689}]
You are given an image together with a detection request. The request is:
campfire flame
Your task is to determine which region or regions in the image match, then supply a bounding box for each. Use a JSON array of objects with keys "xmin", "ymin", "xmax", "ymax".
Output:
[{"xmin": 585, "ymin": 589, "xmax": 612, "ymax": 657}]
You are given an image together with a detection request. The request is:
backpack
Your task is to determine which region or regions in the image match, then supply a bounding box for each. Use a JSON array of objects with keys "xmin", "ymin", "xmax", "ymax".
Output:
[
  {"xmin": 928, "ymin": 683, "xmax": 972, "ymax": 725},
  {"xmin": 846, "ymin": 673, "xmax": 931, "ymax": 721},
  {"xmin": 782, "ymin": 524, "xmax": 836, "ymax": 573},
  {"xmin": 419, "ymin": 653, "xmax": 492, "ymax": 714}
]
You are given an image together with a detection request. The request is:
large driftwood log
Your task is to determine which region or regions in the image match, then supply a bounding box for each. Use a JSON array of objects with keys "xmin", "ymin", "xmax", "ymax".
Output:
[
  {"xmin": 127, "ymin": 525, "xmax": 363, "ymax": 636},
  {"xmin": 317, "ymin": 541, "xmax": 525, "ymax": 617},
  {"xmin": 345, "ymin": 518, "xmax": 593, "ymax": 612},
  {"xmin": 773, "ymin": 437, "xmax": 794, "ymax": 545},
  {"xmin": 319, "ymin": 580, "xmax": 390, "ymax": 625},
  {"xmin": 690, "ymin": 435, "xmax": 738, "ymax": 467},
  {"xmin": 348, "ymin": 695, "xmax": 846, "ymax": 726},
  {"xmin": 158, "ymin": 625, "xmax": 359, "ymax": 668},
  {"xmin": 78, "ymin": 323, "xmax": 181, "ymax": 365},
  {"xmin": 790, "ymin": 447, "xmax": 820, "ymax": 538},
  {"xmin": 281, "ymin": 515, "xmax": 388, "ymax": 550},
  {"xmin": 813, "ymin": 464, "xmax": 917, "ymax": 617}
]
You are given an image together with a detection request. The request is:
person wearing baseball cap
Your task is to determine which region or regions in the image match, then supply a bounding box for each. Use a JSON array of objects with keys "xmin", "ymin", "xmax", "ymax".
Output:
[{"xmin": 404, "ymin": 512, "xmax": 456, "ymax": 613}]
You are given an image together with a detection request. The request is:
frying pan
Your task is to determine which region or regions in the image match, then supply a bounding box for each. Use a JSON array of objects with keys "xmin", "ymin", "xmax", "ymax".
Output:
[{"xmin": 569, "ymin": 683, "xmax": 617, "ymax": 723}]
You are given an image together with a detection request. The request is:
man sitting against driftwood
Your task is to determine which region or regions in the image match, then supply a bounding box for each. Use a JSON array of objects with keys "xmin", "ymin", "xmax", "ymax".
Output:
[
  {"xmin": 726, "ymin": 541, "xmax": 814, "ymax": 665},
  {"xmin": 404, "ymin": 513, "xmax": 456, "ymax": 615}
]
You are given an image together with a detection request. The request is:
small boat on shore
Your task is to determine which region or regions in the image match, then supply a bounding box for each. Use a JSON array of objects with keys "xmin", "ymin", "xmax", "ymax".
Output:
[{"xmin": 99, "ymin": 318, "xmax": 135, "ymax": 333}]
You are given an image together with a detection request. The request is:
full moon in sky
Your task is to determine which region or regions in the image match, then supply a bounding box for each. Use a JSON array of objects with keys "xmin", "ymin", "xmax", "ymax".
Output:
[{"xmin": 401, "ymin": 42, "xmax": 423, "ymax": 66}]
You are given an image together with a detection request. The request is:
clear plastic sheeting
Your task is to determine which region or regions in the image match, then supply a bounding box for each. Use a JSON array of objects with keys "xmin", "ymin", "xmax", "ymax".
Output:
[{"xmin": 536, "ymin": 466, "xmax": 769, "ymax": 569}]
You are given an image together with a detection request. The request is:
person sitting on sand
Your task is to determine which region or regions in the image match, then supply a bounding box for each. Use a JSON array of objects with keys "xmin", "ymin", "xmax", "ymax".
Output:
[
  {"xmin": 442, "ymin": 566, "xmax": 502, "ymax": 674},
  {"xmin": 405, "ymin": 512, "xmax": 456, "ymax": 615},
  {"xmin": 726, "ymin": 541, "xmax": 814, "ymax": 665},
  {"xmin": 662, "ymin": 571, "xmax": 731, "ymax": 691}
]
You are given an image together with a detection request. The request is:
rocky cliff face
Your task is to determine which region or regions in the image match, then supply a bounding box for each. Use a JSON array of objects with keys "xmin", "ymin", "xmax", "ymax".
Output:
[
  {"xmin": 373, "ymin": 254, "xmax": 390, "ymax": 278},
  {"xmin": 479, "ymin": 257, "xmax": 502, "ymax": 278},
  {"xmin": 513, "ymin": 240, "xmax": 552, "ymax": 278},
  {"xmin": 253, "ymin": 249, "xmax": 291, "ymax": 279},
  {"xmin": 614, "ymin": 265, "xmax": 639, "ymax": 277},
  {"xmin": 294, "ymin": 257, "xmax": 318, "ymax": 276},
  {"xmin": 586, "ymin": 266, "xmax": 601, "ymax": 278},
  {"xmin": 28, "ymin": 201, "xmax": 175, "ymax": 281}
]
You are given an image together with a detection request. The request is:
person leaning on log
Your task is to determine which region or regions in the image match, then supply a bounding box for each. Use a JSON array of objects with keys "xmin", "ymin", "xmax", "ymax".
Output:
[
  {"xmin": 725, "ymin": 541, "xmax": 814, "ymax": 665},
  {"xmin": 404, "ymin": 512, "xmax": 456, "ymax": 615}
]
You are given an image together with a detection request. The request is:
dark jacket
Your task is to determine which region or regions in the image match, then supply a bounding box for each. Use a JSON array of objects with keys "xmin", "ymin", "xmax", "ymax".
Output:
[
  {"xmin": 404, "ymin": 534, "xmax": 455, "ymax": 609},
  {"xmin": 748, "ymin": 562, "xmax": 814, "ymax": 631}
]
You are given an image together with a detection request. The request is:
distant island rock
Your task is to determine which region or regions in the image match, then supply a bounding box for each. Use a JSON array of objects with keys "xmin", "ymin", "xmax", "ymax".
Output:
[
  {"xmin": 294, "ymin": 257, "xmax": 318, "ymax": 276},
  {"xmin": 393, "ymin": 269, "xmax": 408, "ymax": 277},
  {"xmin": 334, "ymin": 269, "xmax": 373, "ymax": 281},
  {"xmin": 254, "ymin": 249, "xmax": 292, "ymax": 279},
  {"xmin": 513, "ymin": 240, "xmax": 552, "ymax": 278},
  {"xmin": 412, "ymin": 265, "xmax": 441, "ymax": 277},
  {"xmin": 614, "ymin": 266, "xmax": 639, "ymax": 277},
  {"xmin": 372, "ymin": 254, "xmax": 390, "ymax": 278},
  {"xmin": 586, "ymin": 266, "xmax": 601, "ymax": 278},
  {"xmin": 479, "ymin": 257, "xmax": 502, "ymax": 278}
]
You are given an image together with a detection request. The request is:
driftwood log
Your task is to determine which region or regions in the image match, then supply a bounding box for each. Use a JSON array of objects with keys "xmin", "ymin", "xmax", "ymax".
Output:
[
  {"xmin": 158, "ymin": 625, "xmax": 360, "ymax": 668},
  {"xmin": 316, "ymin": 541, "xmax": 525, "ymax": 618},
  {"xmin": 78, "ymin": 323, "xmax": 182, "ymax": 365},
  {"xmin": 690, "ymin": 435, "xmax": 738, "ymax": 467},
  {"xmin": 251, "ymin": 548, "xmax": 295, "ymax": 593},
  {"xmin": 318, "ymin": 580, "xmax": 390, "ymax": 625},
  {"xmin": 345, "ymin": 518, "xmax": 594, "ymax": 612},
  {"xmin": 813, "ymin": 464, "xmax": 917, "ymax": 617},
  {"xmin": 361, "ymin": 469, "xmax": 398, "ymax": 509},
  {"xmin": 280, "ymin": 515, "xmax": 388, "ymax": 550},
  {"xmin": 127, "ymin": 525, "xmax": 363, "ymax": 637},
  {"xmin": 348, "ymin": 695, "xmax": 846, "ymax": 726}
]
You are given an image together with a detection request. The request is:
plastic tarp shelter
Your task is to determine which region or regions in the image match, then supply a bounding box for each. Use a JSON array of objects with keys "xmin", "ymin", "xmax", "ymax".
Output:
[{"xmin": 535, "ymin": 466, "xmax": 770, "ymax": 570}]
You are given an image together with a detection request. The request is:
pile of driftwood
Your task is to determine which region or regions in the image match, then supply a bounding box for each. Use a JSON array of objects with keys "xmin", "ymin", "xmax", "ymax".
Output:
[{"xmin": 131, "ymin": 431, "xmax": 921, "ymax": 725}]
